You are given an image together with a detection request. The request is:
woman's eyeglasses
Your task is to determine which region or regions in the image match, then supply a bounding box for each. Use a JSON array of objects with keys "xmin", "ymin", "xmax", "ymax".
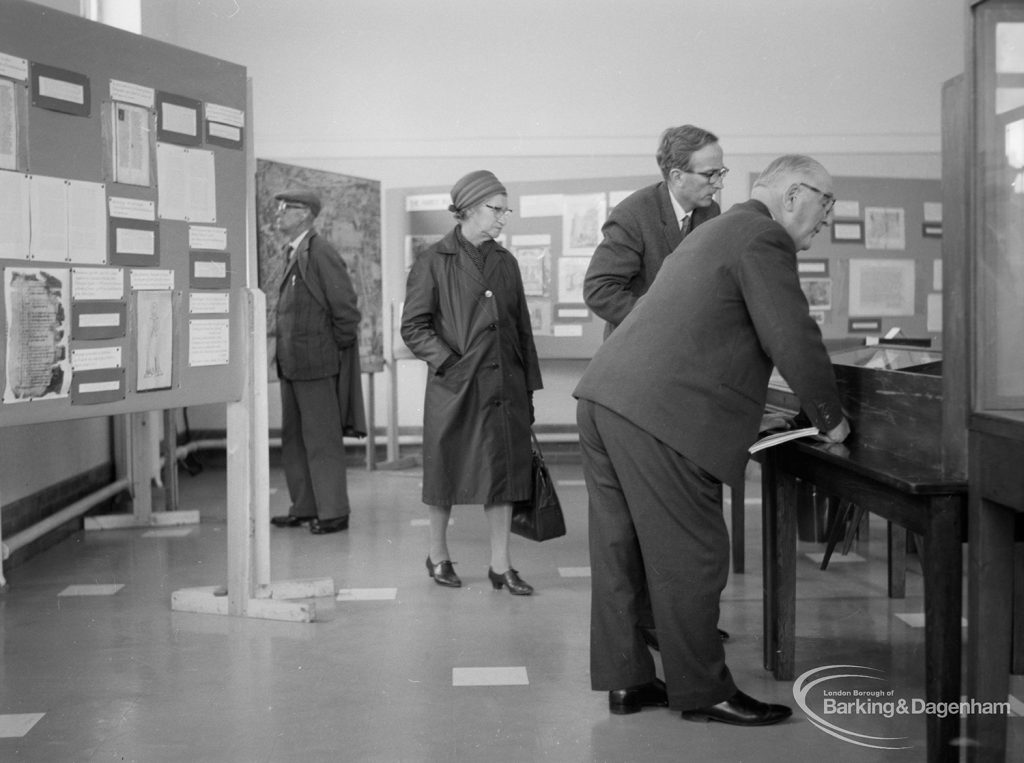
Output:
[
  {"xmin": 484, "ymin": 204, "xmax": 514, "ymax": 219},
  {"xmin": 798, "ymin": 182, "xmax": 836, "ymax": 213},
  {"xmin": 685, "ymin": 167, "xmax": 729, "ymax": 184}
]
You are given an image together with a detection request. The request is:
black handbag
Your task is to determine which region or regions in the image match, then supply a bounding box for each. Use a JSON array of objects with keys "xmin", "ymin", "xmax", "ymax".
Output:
[{"xmin": 511, "ymin": 432, "xmax": 566, "ymax": 542}]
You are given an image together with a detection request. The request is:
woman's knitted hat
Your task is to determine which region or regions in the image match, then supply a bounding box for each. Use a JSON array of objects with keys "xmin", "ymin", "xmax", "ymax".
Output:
[{"xmin": 449, "ymin": 170, "xmax": 506, "ymax": 213}]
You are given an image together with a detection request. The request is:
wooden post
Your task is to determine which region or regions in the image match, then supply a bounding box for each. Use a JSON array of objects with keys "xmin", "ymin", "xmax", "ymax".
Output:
[
  {"xmin": 85, "ymin": 410, "xmax": 198, "ymax": 529},
  {"xmin": 387, "ymin": 302, "xmax": 400, "ymax": 464},
  {"xmin": 225, "ymin": 320, "xmax": 255, "ymax": 617},
  {"xmin": 130, "ymin": 411, "xmax": 153, "ymax": 522},
  {"xmin": 0, "ymin": 477, "xmax": 6, "ymax": 591},
  {"xmin": 365, "ymin": 372, "xmax": 376, "ymax": 470},
  {"xmin": 171, "ymin": 289, "xmax": 330, "ymax": 622},
  {"xmin": 247, "ymin": 287, "xmax": 271, "ymax": 589},
  {"xmin": 171, "ymin": 82, "xmax": 329, "ymax": 621},
  {"xmin": 162, "ymin": 409, "xmax": 179, "ymax": 513},
  {"xmin": 379, "ymin": 307, "xmax": 420, "ymax": 471}
]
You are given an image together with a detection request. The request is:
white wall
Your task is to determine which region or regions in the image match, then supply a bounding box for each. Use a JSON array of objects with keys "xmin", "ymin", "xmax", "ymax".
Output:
[
  {"xmin": 142, "ymin": 0, "xmax": 964, "ymax": 169},
  {"xmin": 0, "ymin": 0, "xmax": 967, "ymax": 507},
  {"xmin": 0, "ymin": 417, "xmax": 111, "ymax": 504},
  {"xmin": 150, "ymin": 0, "xmax": 964, "ymax": 439}
]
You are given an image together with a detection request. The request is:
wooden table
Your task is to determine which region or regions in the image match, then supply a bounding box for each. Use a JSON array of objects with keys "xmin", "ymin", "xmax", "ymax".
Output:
[{"xmin": 760, "ymin": 438, "xmax": 966, "ymax": 763}]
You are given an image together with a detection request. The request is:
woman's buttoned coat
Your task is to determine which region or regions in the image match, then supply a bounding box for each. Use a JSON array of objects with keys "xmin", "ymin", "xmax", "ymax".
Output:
[{"xmin": 401, "ymin": 227, "xmax": 543, "ymax": 505}]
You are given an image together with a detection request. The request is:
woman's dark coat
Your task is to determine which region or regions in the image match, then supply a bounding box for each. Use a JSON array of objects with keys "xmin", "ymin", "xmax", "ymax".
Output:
[{"xmin": 401, "ymin": 227, "xmax": 543, "ymax": 505}]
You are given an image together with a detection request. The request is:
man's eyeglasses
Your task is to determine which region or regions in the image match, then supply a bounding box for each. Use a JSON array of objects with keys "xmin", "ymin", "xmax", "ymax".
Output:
[
  {"xmin": 276, "ymin": 201, "xmax": 309, "ymax": 213},
  {"xmin": 484, "ymin": 204, "xmax": 514, "ymax": 219},
  {"xmin": 685, "ymin": 167, "xmax": 729, "ymax": 184},
  {"xmin": 798, "ymin": 182, "xmax": 836, "ymax": 213}
]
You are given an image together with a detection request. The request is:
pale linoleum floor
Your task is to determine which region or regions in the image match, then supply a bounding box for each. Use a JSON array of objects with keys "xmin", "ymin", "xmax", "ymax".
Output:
[{"xmin": 1, "ymin": 451, "xmax": 1022, "ymax": 762}]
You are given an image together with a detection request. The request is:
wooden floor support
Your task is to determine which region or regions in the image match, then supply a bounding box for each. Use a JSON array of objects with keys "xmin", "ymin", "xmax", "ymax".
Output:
[
  {"xmin": 86, "ymin": 411, "xmax": 198, "ymax": 530},
  {"xmin": 170, "ymin": 288, "xmax": 333, "ymax": 622}
]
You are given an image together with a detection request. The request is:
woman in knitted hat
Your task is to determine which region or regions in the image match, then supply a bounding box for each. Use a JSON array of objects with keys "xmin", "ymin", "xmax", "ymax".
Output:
[{"xmin": 401, "ymin": 170, "xmax": 543, "ymax": 595}]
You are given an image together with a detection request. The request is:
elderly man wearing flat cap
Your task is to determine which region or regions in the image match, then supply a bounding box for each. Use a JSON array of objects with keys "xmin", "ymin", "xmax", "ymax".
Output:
[
  {"xmin": 401, "ymin": 170, "xmax": 543, "ymax": 594},
  {"xmin": 271, "ymin": 188, "xmax": 363, "ymax": 535}
]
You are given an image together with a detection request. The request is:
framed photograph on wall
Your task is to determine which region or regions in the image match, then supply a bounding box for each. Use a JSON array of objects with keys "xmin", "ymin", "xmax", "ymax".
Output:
[
  {"xmin": 831, "ymin": 220, "xmax": 864, "ymax": 243},
  {"xmin": 800, "ymin": 278, "xmax": 832, "ymax": 310},
  {"xmin": 526, "ymin": 298, "xmax": 552, "ymax": 335},
  {"xmin": 511, "ymin": 244, "xmax": 550, "ymax": 297},
  {"xmin": 849, "ymin": 317, "xmax": 882, "ymax": 332},
  {"xmin": 848, "ymin": 258, "xmax": 916, "ymax": 316},
  {"xmin": 555, "ymin": 305, "xmax": 590, "ymax": 322},
  {"xmin": 557, "ymin": 256, "xmax": 590, "ymax": 304},
  {"xmin": 562, "ymin": 193, "xmax": 606, "ymax": 256},
  {"xmin": 797, "ymin": 258, "xmax": 829, "ymax": 276},
  {"xmin": 864, "ymin": 207, "xmax": 907, "ymax": 250},
  {"xmin": 404, "ymin": 234, "xmax": 442, "ymax": 272}
]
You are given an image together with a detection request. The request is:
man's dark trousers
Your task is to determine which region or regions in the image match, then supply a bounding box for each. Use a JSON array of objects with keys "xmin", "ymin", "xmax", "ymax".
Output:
[
  {"xmin": 280, "ymin": 374, "xmax": 349, "ymax": 521},
  {"xmin": 577, "ymin": 398, "xmax": 736, "ymax": 710}
]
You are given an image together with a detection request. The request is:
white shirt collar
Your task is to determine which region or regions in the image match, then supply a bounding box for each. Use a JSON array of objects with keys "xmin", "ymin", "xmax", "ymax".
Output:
[
  {"xmin": 287, "ymin": 229, "xmax": 310, "ymax": 252},
  {"xmin": 668, "ymin": 189, "xmax": 692, "ymax": 229}
]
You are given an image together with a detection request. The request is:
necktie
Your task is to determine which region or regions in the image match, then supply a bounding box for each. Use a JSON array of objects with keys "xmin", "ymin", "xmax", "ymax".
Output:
[
  {"xmin": 283, "ymin": 245, "xmax": 296, "ymax": 283},
  {"xmin": 680, "ymin": 215, "xmax": 691, "ymax": 234}
]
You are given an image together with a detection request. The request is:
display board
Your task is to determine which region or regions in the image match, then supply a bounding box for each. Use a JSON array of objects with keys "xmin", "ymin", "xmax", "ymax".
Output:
[
  {"xmin": 391, "ymin": 175, "xmax": 656, "ymax": 360},
  {"xmin": 788, "ymin": 175, "xmax": 944, "ymax": 342},
  {"xmin": 255, "ymin": 159, "xmax": 383, "ymax": 374},
  {"xmin": 0, "ymin": 0, "xmax": 249, "ymax": 427},
  {"xmin": 392, "ymin": 172, "xmax": 944, "ymax": 359}
]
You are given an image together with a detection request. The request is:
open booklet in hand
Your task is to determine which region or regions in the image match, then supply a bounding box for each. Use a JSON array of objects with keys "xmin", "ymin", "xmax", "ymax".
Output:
[{"xmin": 748, "ymin": 426, "xmax": 824, "ymax": 454}]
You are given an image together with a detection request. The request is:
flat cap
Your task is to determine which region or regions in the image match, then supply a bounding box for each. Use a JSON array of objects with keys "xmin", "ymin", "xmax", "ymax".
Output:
[{"xmin": 274, "ymin": 187, "xmax": 321, "ymax": 217}]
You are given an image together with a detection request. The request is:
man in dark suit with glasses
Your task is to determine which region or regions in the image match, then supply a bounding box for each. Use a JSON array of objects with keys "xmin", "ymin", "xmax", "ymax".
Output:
[
  {"xmin": 584, "ymin": 124, "xmax": 730, "ymax": 651},
  {"xmin": 576, "ymin": 155, "xmax": 849, "ymax": 724},
  {"xmin": 584, "ymin": 124, "xmax": 726, "ymax": 338},
  {"xmin": 270, "ymin": 188, "xmax": 362, "ymax": 535}
]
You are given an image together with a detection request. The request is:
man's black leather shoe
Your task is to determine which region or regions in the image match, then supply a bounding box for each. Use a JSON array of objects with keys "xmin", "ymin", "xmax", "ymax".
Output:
[
  {"xmin": 640, "ymin": 627, "xmax": 729, "ymax": 650},
  {"xmin": 270, "ymin": 515, "xmax": 312, "ymax": 528},
  {"xmin": 680, "ymin": 690, "xmax": 792, "ymax": 726},
  {"xmin": 608, "ymin": 679, "xmax": 669, "ymax": 715},
  {"xmin": 309, "ymin": 516, "xmax": 349, "ymax": 534}
]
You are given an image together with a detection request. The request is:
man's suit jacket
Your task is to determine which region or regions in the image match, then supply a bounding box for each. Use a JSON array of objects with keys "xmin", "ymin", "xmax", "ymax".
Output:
[
  {"xmin": 276, "ymin": 230, "xmax": 361, "ymax": 381},
  {"xmin": 574, "ymin": 199, "xmax": 844, "ymax": 487},
  {"xmin": 583, "ymin": 181, "xmax": 720, "ymax": 335}
]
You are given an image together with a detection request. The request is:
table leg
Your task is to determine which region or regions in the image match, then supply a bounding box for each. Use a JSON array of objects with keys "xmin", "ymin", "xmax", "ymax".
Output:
[
  {"xmin": 922, "ymin": 495, "xmax": 962, "ymax": 763},
  {"xmin": 1014, "ymin": 542, "xmax": 1024, "ymax": 676},
  {"xmin": 762, "ymin": 457, "xmax": 777, "ymax": 673},
  {"xmin": 888, "ymin": 521, "xmax": 907, "ymax": 599},
  {"xmin": 820, "ymin": 500, "xmax": 854, "ymax": 570},
  {"xmin": 841, "ymin": 503, "xmax": 868, "ymax": 554},
  {"xmin": 967, "ymin": 495, "xmax": 1014, "ymax": 763},
  {"xmin": 773, "ymin": 469, "xmax": 799, "ymax": 680},
  {"xmin": 762, "ymin": 452, "xmax": 799, "ymax": 680},
  {"xmin": 731, "ymin": 479, "xmax": 746, "ymax": 574}
]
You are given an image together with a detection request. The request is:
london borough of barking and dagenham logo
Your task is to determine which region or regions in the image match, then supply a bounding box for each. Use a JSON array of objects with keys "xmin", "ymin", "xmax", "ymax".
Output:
[{"xmin": 793, "ymin": 664, "xmax": 1012, "ymax": 751}]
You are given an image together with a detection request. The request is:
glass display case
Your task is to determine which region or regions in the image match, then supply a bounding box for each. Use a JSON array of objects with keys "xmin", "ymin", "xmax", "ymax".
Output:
[
  {"xmin": 828, "ymin": 345, "xmax": 943, "ymax": 374},
  {"xmin": 966, "ymin": 5, "xmax": 1024, "ymax": 761},
  {"xmin": 973, "ymin": 0, "xmax": 1024, "ymax": 422},
  {"xmin": 767, "ymin": 344, "xmax": 942, "ymax": 396},
  {"xmin": 765, "ymin": 342, "xmax": 946, "ymax": 460}
]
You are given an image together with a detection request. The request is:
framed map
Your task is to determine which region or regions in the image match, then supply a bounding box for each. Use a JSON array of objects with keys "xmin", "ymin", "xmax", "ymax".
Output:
[{"xmin": 256, "ymin": 159, "xmax": 383, "ymax": 374}]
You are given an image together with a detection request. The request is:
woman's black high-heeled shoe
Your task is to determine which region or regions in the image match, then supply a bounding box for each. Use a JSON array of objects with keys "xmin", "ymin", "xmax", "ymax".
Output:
[
  {"xmin": 488, "ymin": 567, "xmax": 534, "ymax": 596},
  {"xmin": 426, "ymin": 556, "xmax": 461, "ymax": 587}
]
